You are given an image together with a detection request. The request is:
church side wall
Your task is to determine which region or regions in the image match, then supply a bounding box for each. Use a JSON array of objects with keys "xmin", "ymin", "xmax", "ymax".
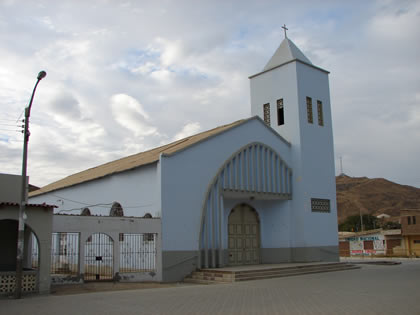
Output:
[
  {"xmin": 250, "ymin": 62, "xmax": 300, "ymax": 145},
  {"xmin": 250, "ymin": 61, "xmax": 338, "ymax": 262},
  {"xmin": 29, "ymin": 164, "xmax": 159, "ymax": 218},
  {"xmin": 160, "ymin": 119, "xmax": 292, "ymax": 281},
  {"xmin": 291, "ymin": 63, "xmax": 338, "ymax": 260}
]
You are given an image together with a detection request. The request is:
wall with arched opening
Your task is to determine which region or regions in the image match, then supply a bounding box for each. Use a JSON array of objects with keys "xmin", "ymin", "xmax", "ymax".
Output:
[
  {"xmin": 198, "ymin": 142, "xmax": 292, "ymax": 269},
  {"xmin": 0, "ymin": 203, "xmax": 54, "ymax": 295}
]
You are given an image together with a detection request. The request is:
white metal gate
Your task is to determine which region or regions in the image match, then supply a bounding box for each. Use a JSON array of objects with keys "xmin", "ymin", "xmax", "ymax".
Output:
[{"xmin": 84, "ymin": 233, "xmax": 113, "ymax": 281}]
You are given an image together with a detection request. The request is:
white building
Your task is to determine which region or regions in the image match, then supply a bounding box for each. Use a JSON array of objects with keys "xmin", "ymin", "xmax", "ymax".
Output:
[
  {"xmin": 339, "ymin": 229, "xmax": 404, "ymax": 256},
  {"xmin": 30, "ymin": 35, "xmax": 339, "ymax": 282}
]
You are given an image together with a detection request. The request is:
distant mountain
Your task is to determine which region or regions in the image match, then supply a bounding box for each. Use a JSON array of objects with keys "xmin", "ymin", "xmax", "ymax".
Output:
[{"xmin": 336, "ymin": 175, "xmax": 420, "ymax": 223}]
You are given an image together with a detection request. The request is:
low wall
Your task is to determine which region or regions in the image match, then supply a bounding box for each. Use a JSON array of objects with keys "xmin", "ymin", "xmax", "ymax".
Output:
[{"xmin": 0, "ymin": 270, "xmax": 37, "ymax": 295}]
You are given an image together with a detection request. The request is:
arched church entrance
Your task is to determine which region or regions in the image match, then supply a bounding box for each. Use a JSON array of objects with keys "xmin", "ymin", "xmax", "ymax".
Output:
[
  {"xmin": 228, "ymin": 204, "xmax": 260, "ymax": 266},
  {"xmin": 198, "ymin": 142, "xmax": 292, "ymax": 269}
]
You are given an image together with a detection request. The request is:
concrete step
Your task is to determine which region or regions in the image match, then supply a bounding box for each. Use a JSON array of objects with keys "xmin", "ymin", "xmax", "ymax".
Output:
[
  {"xmin": 183, "ymin": 278, "xmax": 230, "ymax": 285},
  {"xmin": 234, "ymin": 263, "xmax": 355, "ymax": 277},
  {"xmin": 184, "ymin": 263, "xmax": 360, "ymax": 284},
  {"xmin": 186, "ymin": 272, "xmax": 233, "ymax": 283},
  {"xmin": 233, "ymin": 262, "xmax": 346, "ymax": 275},
  {"xmin": 235, "ymin": 265, "xmax": 360, "ymax": 282}
]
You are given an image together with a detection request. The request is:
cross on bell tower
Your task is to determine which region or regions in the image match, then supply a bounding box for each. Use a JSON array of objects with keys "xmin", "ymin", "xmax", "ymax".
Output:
[{"xmin": 282, "ymin": 24, "xmax": 288, "ymax": 38}]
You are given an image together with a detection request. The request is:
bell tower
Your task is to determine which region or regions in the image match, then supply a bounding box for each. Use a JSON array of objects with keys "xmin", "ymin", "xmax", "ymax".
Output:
[{"xmin": 249, "ymin": 29, "xmax": 338, "ymax": 260}]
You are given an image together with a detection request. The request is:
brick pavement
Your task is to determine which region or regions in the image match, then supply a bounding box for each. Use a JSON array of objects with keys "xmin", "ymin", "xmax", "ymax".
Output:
[{"xmin": 1, "ymin": 260, "xmax": 420, "ymax": 315}]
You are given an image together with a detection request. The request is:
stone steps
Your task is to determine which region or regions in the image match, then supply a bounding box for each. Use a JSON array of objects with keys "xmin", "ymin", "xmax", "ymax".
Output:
[{"xmin": 184, "ymin": 262, "xmax": 360, "ymax": 284}]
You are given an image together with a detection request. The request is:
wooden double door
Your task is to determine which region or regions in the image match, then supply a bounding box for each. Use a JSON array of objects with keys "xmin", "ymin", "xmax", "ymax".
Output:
[{"xmin": 228, "ymin": 204, "xmax": 260, "ymax": 265}]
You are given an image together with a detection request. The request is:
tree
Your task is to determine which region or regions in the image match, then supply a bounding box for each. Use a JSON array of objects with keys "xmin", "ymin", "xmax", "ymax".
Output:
[{"xmin": 338, "ymin": 214, "xmax": 379, "ymax": 232}]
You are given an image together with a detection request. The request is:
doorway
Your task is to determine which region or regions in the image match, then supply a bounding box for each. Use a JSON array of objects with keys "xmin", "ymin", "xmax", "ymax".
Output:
[{"xmin": 228, "ymin": 204, "xmax": 260, "ymax": 265}]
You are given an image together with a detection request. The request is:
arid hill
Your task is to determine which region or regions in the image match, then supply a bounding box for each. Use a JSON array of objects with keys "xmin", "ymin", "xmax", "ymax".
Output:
[{"xmin": 336, "ymin": 175, "xmax": 420, "ymax": 223}]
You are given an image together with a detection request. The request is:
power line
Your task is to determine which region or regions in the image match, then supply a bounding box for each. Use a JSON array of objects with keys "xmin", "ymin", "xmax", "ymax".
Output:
[
  {"xmin": 50, "ymin": 193, "xmax": 154, "ymax": 209},
  {"xmin": 50, "ymin": 194, "xmax": 91, "ymax": 205},
  {"xmin": 0, "ymin": 128, "xmax": 22, "ymax": 132},
  {"xmin": 58, "ymin": 203, "xmax": 114, "ymax": 213},
  {"xmin": 16, "ymin": 108, "xmax": 25, "ymax": 123},
  {"xmin": 3, "ymin": 139, "xmax": 23, "ymax": 143},
  {"xmin": 57, "ymin": 202, "xmax": 154, "ymax": 213},
  {"xmin": 0, "ymin": 123, "xmax": 23, "ymax": 127},
  {"xmin": 0, "ymin": 118, "xmax": 23, "ymax": 122}
]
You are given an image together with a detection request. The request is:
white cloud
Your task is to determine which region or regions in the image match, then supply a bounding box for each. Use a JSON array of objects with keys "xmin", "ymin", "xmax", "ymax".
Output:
[
  {"xmin": 150, "ymin": 69, "xmax": 173, "ymax": 82},
  {"xmin": 131, "ymin": 61, "xmax": 156, "ymax": 75},
  {"xmin": 368, "ymin": 1, "xmax": 420, "ymax": 41},
  {"xmin": 173, "ymin": 122, "xmax": 201, "ymax": 141},
  {"xmin": 39, "ymin": 16, "xmax": 55, "ymax": 31},
  {"xmin": 155, "ymin": 37, "xmax": 183, "ymax": 67},
  {"xmin": 37, "ymin": 39, "xmax": 91, "ymax": 62},
  {"xmin": 1, "ymin": 0, "xmax": 419, "ymax": 189},
  {"xmin": 110, "ymin": 94, "xmax": 157, "ymax": 137}
]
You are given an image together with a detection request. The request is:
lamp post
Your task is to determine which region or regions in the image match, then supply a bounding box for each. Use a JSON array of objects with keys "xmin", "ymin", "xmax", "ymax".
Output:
[{"xmin": 15, "ymin": 71, "xmax": 46, "ymax": 299}]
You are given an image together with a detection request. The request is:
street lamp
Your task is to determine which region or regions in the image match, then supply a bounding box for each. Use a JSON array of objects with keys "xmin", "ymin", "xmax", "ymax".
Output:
[{"xmin": 15, "ymin": 71, "xmax": 46, "ymax": 299}]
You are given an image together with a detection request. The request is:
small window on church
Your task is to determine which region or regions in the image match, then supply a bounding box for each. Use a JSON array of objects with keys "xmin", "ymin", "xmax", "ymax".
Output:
[
  {"xmin": 317, "ymin": 100, "xmax": 324, "ymax": 126},
  {"xmin": 311, "ymin": 198, "xmax": 330, "ymax": 213},
  {"xmin": 277, "ymin": 99, "xmax": 284, "ymax": 126},
  {"xmin": 263, "ymin": 103, "xmax": 271, "ymax": 126},
  {"xmin": 306, "ymin": 97, "xmax": 313, "ymax": 124}
]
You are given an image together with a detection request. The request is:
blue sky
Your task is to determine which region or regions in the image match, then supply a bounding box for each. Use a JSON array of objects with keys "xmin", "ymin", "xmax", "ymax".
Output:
[{"xmin": 0, "ymin": 0, "xmax": 419, "ymax": 188}]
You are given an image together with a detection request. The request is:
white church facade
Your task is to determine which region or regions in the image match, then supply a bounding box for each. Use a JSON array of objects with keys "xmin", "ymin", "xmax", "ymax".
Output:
[{"xmin": 29, "ymin": 36, "xmax": 339, "ymax": 282}]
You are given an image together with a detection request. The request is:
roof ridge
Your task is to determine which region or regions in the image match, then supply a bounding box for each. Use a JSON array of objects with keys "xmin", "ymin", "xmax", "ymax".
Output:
[{"xmin": 263, "ymin": 37, "xmax": 312, "ymax": 72}]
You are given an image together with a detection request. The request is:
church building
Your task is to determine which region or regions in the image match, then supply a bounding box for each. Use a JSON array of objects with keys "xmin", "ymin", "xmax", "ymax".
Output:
[{"xmin": 29, "ymin": 34, "xmax": 339, "ymax": 282}]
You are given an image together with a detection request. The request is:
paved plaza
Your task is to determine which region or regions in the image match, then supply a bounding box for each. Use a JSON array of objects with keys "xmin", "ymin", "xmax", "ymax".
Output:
[{"xmin": 2, "ymin": 260, "xmax": 420, "ymax": 315}]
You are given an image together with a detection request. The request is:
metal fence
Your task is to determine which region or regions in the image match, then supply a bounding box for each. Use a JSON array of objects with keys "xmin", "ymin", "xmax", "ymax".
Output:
[
  {"xmin": 51, "ymin": 232, "xmax": 80, "ymax": 275},
  {"xmin": 119, "ymin": 233, "xmax": 157, "ymax": 272},
  {"xmin": 29, "ymin": 230, "xmax": 159, "ymax": 281}
]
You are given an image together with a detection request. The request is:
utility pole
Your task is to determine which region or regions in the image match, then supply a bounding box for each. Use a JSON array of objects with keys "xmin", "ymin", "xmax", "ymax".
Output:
[
  {"xmin": 15, "ymin": 71, "xmax": 46, "ymax": 299},
  {"xmin": 360, "ymin": 210, "xmax": 364, "ymax": 232}
]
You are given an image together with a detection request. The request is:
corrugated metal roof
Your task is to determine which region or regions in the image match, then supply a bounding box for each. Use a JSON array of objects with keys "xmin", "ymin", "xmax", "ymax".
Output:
[{"xmin": 29, "ymin": 118, "xmax": 251, "ymax": 198}]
